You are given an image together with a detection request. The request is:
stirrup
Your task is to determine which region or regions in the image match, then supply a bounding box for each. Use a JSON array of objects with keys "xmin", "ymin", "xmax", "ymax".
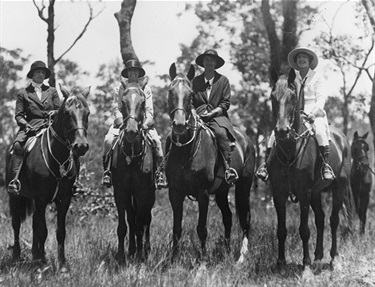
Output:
[
  {"xmin": 321, "ymin": 164, "xmax": 335, "ymax": 180},
  {"xmin": 8, "ymin": 179, "xmax": 21, "ymax": 195},
  {"xmin": 155, "ymin": 172, "xmax": 168, "ymax": 189},
  {"xmin": 225, "ymin": 168, "xmax": 239, "ymax": 185},
  {"xmin": 102, "ymin": 171, "xmax": 112, "ymax": 187},
  {"xmin": 256, "ymin": 163, "xmax": 269, "ymax": 182}
]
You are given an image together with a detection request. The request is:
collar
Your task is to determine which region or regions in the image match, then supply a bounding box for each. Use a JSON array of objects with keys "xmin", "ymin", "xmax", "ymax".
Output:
[{"xmin": 31, "ymin": 81, "xmax": 43, "ymax": 89}]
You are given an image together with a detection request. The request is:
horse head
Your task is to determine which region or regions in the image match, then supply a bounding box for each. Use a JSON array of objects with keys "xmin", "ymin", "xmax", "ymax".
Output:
[
  {"xmin": 119, "ymin": 79, "xmax": 146, "ymax": 143},
  {"xmin": 352, "ymin": 131, "xmax": 370, "ymax": 175},
  {"xmin": 168, "ymin": 63, "xmax": 195, "ymax": 136},
  {"xmin": 271, "ymin": 68, "xmax": 300, "ymax": 142},
  {"xmin": 55, "ymin": 85, "xmax": 90, "ymax": 157}
]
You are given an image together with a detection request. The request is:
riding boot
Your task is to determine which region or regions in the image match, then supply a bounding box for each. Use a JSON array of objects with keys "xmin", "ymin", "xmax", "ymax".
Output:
[
  {"xmin": 102, "ymin": 153, "xmax": 112, "ymax": 187},
  {"xmin": 224, "ymin": 152, "xmax": 239, "ymax": 185},
  {"xmin": 155, "ymin": 156, "xmax": 168, "ymax": 189},
  {"xmin": 256, "ymin": 147, "xmax": 271, "ymax": 182},
  {"xmin": 8, "ymin": 154, "xmax": 24, "ymax": 195},
  {"xmin": 320, "ymin": 145, "xmax": 335, "ymax": 180}
]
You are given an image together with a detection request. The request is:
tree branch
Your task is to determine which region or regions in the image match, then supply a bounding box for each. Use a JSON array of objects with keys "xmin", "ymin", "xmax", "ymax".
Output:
[{"xmin": 32, "ymin": 0, "xmax": 48, "ymax": 23}]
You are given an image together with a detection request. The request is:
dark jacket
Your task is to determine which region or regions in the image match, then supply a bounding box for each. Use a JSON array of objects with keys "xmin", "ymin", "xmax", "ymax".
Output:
[
  {"xmin": 14, "ymin": 83, "xmax": 61, "ymax": 143},
  {"xmin": 192, "ymin": 72, "xmax": 235, "ymax": 140}
]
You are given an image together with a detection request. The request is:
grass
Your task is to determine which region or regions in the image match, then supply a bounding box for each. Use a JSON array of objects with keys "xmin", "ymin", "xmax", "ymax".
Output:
[{"xmin": 1, "ymin": 181, "xmax": 375, "ymax": 287}]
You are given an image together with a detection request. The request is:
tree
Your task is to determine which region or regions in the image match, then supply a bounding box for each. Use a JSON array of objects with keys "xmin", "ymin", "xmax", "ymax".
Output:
[
  {"xmin": 361, "ymin": 0, "xmax": 375, "ymax": 149},
  {"xmin": 114, "ymin": 0, "xmax": 138, "ymax": 63},
  {"xmin": 32, "ymin": 0, "xmax": 102, "ymax": 87}
]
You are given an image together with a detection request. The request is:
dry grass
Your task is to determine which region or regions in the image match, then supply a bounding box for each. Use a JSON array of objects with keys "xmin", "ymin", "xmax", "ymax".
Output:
[{"xmin": 0, "ymin": 182, "xmax": 375, "ymax": 287}]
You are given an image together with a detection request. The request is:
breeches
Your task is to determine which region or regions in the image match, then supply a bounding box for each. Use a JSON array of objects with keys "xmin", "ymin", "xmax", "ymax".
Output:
[
  {"xmin": 207, "ymin": 121, "xmax": 230, "ymax": 161},
  {"xmin": 12, "ymin": 141, "xmax": 25, "ymax": 156}
]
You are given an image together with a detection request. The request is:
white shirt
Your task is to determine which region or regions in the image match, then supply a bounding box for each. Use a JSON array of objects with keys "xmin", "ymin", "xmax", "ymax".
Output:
[
  {"xmin": 32, "ymin": 81, "xmax": 42, "ymax": 101},
  {"xmin": 205, "ymin": 78, "xmax": 213, "ymax": 99}
]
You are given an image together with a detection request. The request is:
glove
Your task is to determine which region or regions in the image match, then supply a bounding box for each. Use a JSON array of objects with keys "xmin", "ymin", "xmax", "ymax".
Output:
[
  {"xmin": 142, "ymin": 116, "xmax": 155, "ymax": 130},
  {"xmin": 306, "ymin": 113, "xmax": 315, "ymax": 123},
  {"xmin": 200, "ymin": 112, "xmax": 215, "ymax": 123},
  {"xmin": 25, "ymin": 123, "xmax": 36, "ymax": 134},
  {"xmin": 114, "ymin": 117, "xmax": 123, "ymax": 128}
]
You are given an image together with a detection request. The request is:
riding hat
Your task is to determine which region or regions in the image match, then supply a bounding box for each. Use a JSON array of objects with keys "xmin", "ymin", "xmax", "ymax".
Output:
[
  {"xmin": 121, "ymin": 59, "xmax": 146, "ymax": 78},
  {"xmin": 195, "ymin": 49, "xmax": 225, "ymax": 69},
  {"xmin": 26, "ymin": 60, "xmax": 51, "ymax": 79},
  {"xmin": 288, "ymin": 47, "xmax": 318, "ymax": 70}
]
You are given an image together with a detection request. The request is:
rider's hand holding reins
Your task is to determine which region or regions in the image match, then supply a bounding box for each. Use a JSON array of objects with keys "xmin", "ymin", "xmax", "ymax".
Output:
[{"xmin": 200, "ymin": 107, "xmax": 222, "ymax": 123}]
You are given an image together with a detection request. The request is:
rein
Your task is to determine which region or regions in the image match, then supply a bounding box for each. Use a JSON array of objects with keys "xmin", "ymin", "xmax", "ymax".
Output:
[
  {"xmin": 170, "ymin": 114, "xmax": 199, "ymax": 147},
  {"xmin": 119, "ymin": 128, "xmax": 146, "ymax": 165},
  {"xmin": 41, "ymin": 122, "xmax": 75, "ymax": 202}
]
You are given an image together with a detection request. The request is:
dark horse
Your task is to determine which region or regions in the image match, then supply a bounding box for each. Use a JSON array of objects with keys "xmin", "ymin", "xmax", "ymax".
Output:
[
  {"xmin": 6, "ymin": 86, "xmax": 90, "ymax": 267},
  {"xmin": 268, "ymin": 68, "xmax": 355, "ymax": 270},
  {"xmin": 166, "ymin": 63, "xmax": 255, "ymax": 262},
  {"xmin": 351, "ymin": 131, "xmax": 373, "ymax": 234},
  {"xmin": 110, "ymin": 79, "xmax": 155, "ymax": 264}
]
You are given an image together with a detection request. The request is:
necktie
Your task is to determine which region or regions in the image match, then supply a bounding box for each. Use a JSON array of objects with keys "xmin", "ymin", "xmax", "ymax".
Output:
[
  {"xmin": 205, "ymin": 81, "xmax": 211, "ymax": 91},
  {"xmin": 299, "ymin": 77, "xmax": 307, "ymax": 111}
]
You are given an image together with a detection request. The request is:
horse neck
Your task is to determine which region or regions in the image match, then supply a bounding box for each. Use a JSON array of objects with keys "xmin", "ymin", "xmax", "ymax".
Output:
[{"xmin": 121, "ymin": 132, "xmax": 144, "ymax": 158}]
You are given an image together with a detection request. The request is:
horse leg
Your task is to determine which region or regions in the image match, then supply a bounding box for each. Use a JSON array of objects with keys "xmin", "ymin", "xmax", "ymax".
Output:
[
  {"xmin": 32, "ymin": 202, "xmax": 48, "ymax": 263},
  {"xmin": 330, "ymin": 186, "xmax": 343, "ymax": 262},
  {"xmin": 234, "ymin": 179, "xmax": 252, "ymax": 263},
  {"xmin": 272, "ymin": 190, "xmax": 288, "ymax": 269},
  {"xmin": 9, "ymin": 197, "xmax": 22, "ymax": 261},
  {"xmin": 55, "ymin": 195, "xmax": 72, "ymax": 267},
  {"xmin": 299, "ymin": 196, "xmax": 311, "ymax": 267},
  {"xmin": 215, "ymin": 190, "xmax": 232, "ymax": 251},
  {"xmin": 114, "ymin": 196, "xmax": 127, "ymax": 264},
  {"xmin": 125, "ymin": 199, "xmax": 136, "ymax": 257},
  {"xmin": 169, "ymin": 188, "xmax": 184, "ymax": 257},
  {"xmin": 310, "ymin": 190, "xmax": 325, "ymax": 262},
  {"xmin": 359, "ymin": 185, "xmax": 370, "ymax": 234},
  {"xmin": 196, "ymin": 193, "xmax": 209, "ymax": 259}
]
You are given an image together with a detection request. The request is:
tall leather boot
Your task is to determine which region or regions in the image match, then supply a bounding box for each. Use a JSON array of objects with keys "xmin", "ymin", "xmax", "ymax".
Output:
[
  {"xmin": 102, "ymin": 153, "xmax": 112, "ymax": 187},
  {"xmin": 8, "ymin": 154, "xmax": 24, "ymax": 195},
  {"xmin": 256, "ymin": 147, "xmax": 271, "ymax": 182},
  {"xmin": 320, "ymin": 145, "xmax": 335, "ymax": 180},
  {"xmin": 155, "ymin": 156, "xmax": 168, "ymax": 189}
]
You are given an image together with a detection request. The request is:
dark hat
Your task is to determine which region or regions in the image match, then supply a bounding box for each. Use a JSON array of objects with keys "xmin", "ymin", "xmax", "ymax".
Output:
[
  {"xmin": 195, "ymin": 49, "xmax": 225, "ymax": 69},
  {"xmin": 27, "ymin": 60, "xmax": 51, "ymax": 79},
  {"xmin": 121, "ymin": 59, "xmax": 146, "ymax": 78},
  {"xmin": 288, "ymin": 47, "xmax": 318, "ymax": 70}
]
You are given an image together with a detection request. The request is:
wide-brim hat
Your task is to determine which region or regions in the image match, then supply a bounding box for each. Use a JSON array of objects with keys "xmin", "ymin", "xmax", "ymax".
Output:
[
  {"xmin": 26, "ymin": 60, "xmax": 51, "ymax": 79},
  {"xmin": 288, "ymin": 47, "xmax": 318, "ymax": 70},
  {"xmin": 121, "ymin": 59, "xmax": 146, "ymax": 78},
  {"xmin": 195, "ymin": 49, "xmax": 225, "ymax": 69}
]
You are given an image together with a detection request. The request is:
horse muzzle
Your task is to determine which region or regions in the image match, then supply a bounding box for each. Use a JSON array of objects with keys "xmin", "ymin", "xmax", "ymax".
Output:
[
  {"xmin": 72, "ymin": 142, "xmax": 89, "ymax": 157},
  {"xmin": 275, "ymin": 127, "xmax": 292, "ymax": 141}
]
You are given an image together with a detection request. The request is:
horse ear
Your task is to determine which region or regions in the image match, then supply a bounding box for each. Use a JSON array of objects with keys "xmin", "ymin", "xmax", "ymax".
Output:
[
  {"xmin": 187, "ymin": 64, "xmax": 195, "ymax": 81},
  {"xmin": 81, "ymin": 86, "xmax": 91, "ymax": 99},
  {"xmin": 169, "ymin": 63, "xmax": 177, "ymax": 80},
  {"xmin": 59, "ymin": 83, "xmax": 70, "ymax": 99},
  {"xmin": 269, "ymin": 67, "xmax": 279, "ymax": 85},
  {"xmin": 288, "ymin": 68, "xmax": 296, "ymax": 86},
  {"xmin": 353, "ymin": 131, "xmax": 358, "ymax": 139},
  {"xmin": 363, "ymin": 131, "xmax": 369, "ymax": 139}
]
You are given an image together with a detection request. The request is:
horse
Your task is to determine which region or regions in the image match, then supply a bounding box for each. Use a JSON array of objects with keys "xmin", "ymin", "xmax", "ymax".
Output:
[
  {"xmin": 351, "ymin": 131, "xmax": 373, "ymax": 234},
  {"xmin": 109, "ymin": 79, "xmax": 155, "ymax": 264},
  {"xmin": 267, "ymin": 68, "xmax": 355, "ymax": 271},
  {"xmin": 6, "ymin": 86, "xmax": 90, "ymax": 267},
  {"xmin": 165, "ymin": 63, "xmax": 256, "ymax": 262}
]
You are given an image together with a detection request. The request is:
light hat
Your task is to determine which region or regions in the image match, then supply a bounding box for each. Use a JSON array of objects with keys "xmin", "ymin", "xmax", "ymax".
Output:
[{"xmin": 288, "ymin": 47, "xmax": 318, "ymax": 70}]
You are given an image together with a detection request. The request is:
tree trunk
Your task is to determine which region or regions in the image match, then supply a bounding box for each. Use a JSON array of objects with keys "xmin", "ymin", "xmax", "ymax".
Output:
[
  {"xmin": 114, "ymin": 0, "xmax": 138, "ymax": 64},
  {"xmin": 47, "ymin": 0, "xmax": 56, "ymax": 87}
]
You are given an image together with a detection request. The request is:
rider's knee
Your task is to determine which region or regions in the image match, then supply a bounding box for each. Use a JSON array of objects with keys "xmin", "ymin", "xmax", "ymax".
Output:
[{"xmin": 13, "ymin": 141, "xmax": 24, "ymax": 156}]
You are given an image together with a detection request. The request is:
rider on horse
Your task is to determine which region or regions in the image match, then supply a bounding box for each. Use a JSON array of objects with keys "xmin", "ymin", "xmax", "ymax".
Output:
[
  {"xmin": 7, "ymin": 60, "xmax": 61, "ymax": 194},
  {"xmin": 102, "ymin": 59, "xmax": 168, "ymax": 189},
  {"xmin": 191, "ymin": 49, "xmax": 239, "ymax": 185},
  {"xmin": 256, "ymin": 47, "xmax": 335, "ymax": 182}
]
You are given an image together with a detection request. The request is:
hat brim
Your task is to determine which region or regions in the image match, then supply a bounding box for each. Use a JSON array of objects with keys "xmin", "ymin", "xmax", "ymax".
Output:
[
  {"xmin": 27, "ymin": 67, "xmax": 51, "ymax": 79},
  {"xmin": 288, "ymin": 48, "xmax": 318, "ymax": 70},
  {"xmin": 121, "ymin": 67, "xmax": 146, "ymax": 78},
  {"xmin": 195, "ymin": 54, "xmax": 225, "ymax": 69}
]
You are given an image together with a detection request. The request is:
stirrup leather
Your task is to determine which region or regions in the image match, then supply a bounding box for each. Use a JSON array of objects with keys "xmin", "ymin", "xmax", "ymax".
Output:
[{"xmin": 321, "ymin": 163, "xmax": 335, "ymax": 180}]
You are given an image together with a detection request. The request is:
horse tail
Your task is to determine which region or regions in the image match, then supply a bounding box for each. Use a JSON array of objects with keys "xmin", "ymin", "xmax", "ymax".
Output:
[
  {"xmin": 9, "ymin": 196, "xmax": 34, "ymax": 223},
  {"xmin": 342, "ymin": 183, "xmax": 357, "ymax": 231}
]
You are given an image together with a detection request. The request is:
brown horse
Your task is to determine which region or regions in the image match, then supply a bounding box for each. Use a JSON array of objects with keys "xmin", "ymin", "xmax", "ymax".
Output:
[
  {"xmin": 166, "ymin": 63, "xmax": 255, "ymax": 262},
  {"xmin": 351, "ymin": 131, "xmax": 373, "ymax": 234},
  {"xmin": 268, "ymin": 68, "xmax": 355, "ymax": 270},
  {"xmin": 110, "ymin": 80, "xmax": 155, "ymax": 264},
  {"xmin": 6, "ymin": 86, "xmax": 90, "ymax": 267}
]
